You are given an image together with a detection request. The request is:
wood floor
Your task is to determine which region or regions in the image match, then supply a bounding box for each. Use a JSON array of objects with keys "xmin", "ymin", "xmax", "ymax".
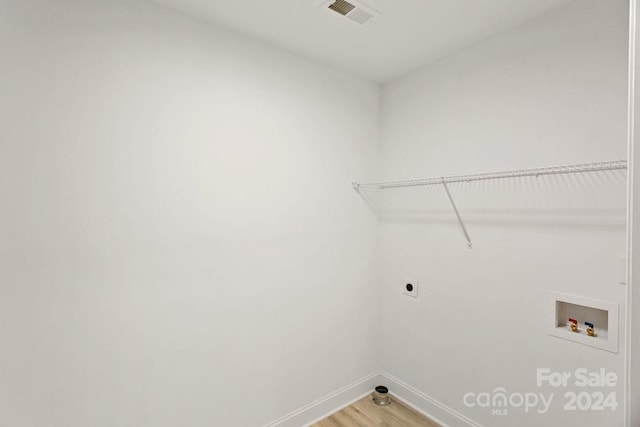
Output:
[{"xmin": 312, "ymin": 396, "xmax": 440, "ymax": 427}]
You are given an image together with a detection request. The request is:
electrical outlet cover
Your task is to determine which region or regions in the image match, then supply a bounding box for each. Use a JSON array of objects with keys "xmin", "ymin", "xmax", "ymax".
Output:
[{"xmin": 402, "ymin": 277, "xmax": 418, "ymax": 298}]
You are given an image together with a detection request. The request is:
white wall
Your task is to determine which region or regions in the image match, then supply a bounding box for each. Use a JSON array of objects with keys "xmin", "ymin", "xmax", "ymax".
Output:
[
  {"xmin": 628, "ymin": 1, "xmax": 640, "ymax": 425},
  {"xmin": 378, "ymin": 1, "xmax": 629, "ymax": 426},
  {"xmin": 0, "ymin": 1, "xmax": 381, "ymax": 426}
]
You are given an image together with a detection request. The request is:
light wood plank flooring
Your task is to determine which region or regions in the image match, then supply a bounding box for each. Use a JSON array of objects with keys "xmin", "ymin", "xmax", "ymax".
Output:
[{"xmin": 312, "ymin": 396, "xmax": 440, "ymax": 427}]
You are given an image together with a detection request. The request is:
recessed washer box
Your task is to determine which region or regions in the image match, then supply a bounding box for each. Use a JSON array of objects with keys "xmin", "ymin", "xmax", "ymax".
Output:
[{"xmin": 548, "ymin": 292, "xmax": 619, "ymax": 353}]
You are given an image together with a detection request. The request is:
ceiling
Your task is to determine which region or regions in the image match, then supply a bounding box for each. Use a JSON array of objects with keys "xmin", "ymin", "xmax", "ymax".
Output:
[{"xmin": 146, "ymin": 0, "xmax": 574, "ymax": 83}]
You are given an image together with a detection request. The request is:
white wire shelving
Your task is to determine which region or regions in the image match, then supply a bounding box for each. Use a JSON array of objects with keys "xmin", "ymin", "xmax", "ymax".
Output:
[
  {"xmin": 352, "ymin": 160, "xmax": 627, "ymax": 191},
  {"xmin": 352, "ymin": 160, "xmax": 628, "ymax": 249}
]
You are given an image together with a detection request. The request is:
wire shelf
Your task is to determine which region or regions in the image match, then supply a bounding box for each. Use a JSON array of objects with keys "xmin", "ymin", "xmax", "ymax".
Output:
[
  {"xmin": 352, "ymin": 160, "xmax": 628, "ymax": 191},
  {"xmin": 352, "ymin": 160, "xmax": 628, "ymax": 249}
]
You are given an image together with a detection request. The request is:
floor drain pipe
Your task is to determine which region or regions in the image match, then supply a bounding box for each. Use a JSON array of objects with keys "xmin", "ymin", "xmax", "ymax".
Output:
[{"xmin": 372, "ymin": 385, "xmax": 391, "ymax": 406}]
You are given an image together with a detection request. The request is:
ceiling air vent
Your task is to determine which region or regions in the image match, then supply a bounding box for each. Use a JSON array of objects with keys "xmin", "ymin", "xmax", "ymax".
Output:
[
  {"xmin": 323, "ymin": 0, "xmax": 379, "ymax": 25},
  {"xmin": 345, "ymin": 7, "xmax": 374, "ymax": 24},
  {"xmin": 328, "ymin": 0, "xmax": 356, "ymax": 16}
]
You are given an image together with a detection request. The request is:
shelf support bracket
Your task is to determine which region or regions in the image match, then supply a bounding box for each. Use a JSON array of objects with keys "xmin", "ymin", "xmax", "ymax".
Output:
[{"xmin": 441, "ymin": 179, "xmax": 472, "ymax": 249}]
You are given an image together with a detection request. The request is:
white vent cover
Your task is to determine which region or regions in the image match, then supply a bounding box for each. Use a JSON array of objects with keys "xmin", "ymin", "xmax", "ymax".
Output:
[
  {"xmin": 321, "ymin": 0, "xmax": 380, "ymax": 25},
  {"xmin": 345, "ymin": 7, "xmax": 374, "ymax": 24}
]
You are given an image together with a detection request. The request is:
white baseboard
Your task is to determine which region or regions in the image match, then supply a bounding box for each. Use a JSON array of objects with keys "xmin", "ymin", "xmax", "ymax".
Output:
[
  {"xmin": 262, "ymin": 370, "xmax": 483, "ymax": 427},
  {"xmin": 380, "ymin": 371, "xmax": 484, "ymax": 427},
  {"xmin": 261, "ymin": 371, "xmax": 382, "ymax": 427}
]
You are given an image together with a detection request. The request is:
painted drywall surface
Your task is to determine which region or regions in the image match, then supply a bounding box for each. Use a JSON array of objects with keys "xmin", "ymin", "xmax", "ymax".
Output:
[
  {"xmin": 378, "ymin": 1, "xmax": 629, "ymax": 426},
  {"xmin": 0, "ymin": 1, "xmax": 381, "ymax": 426},
  {"xmin": 629, "ymin": 1, "xmax": 640, "ymax": 425}
]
